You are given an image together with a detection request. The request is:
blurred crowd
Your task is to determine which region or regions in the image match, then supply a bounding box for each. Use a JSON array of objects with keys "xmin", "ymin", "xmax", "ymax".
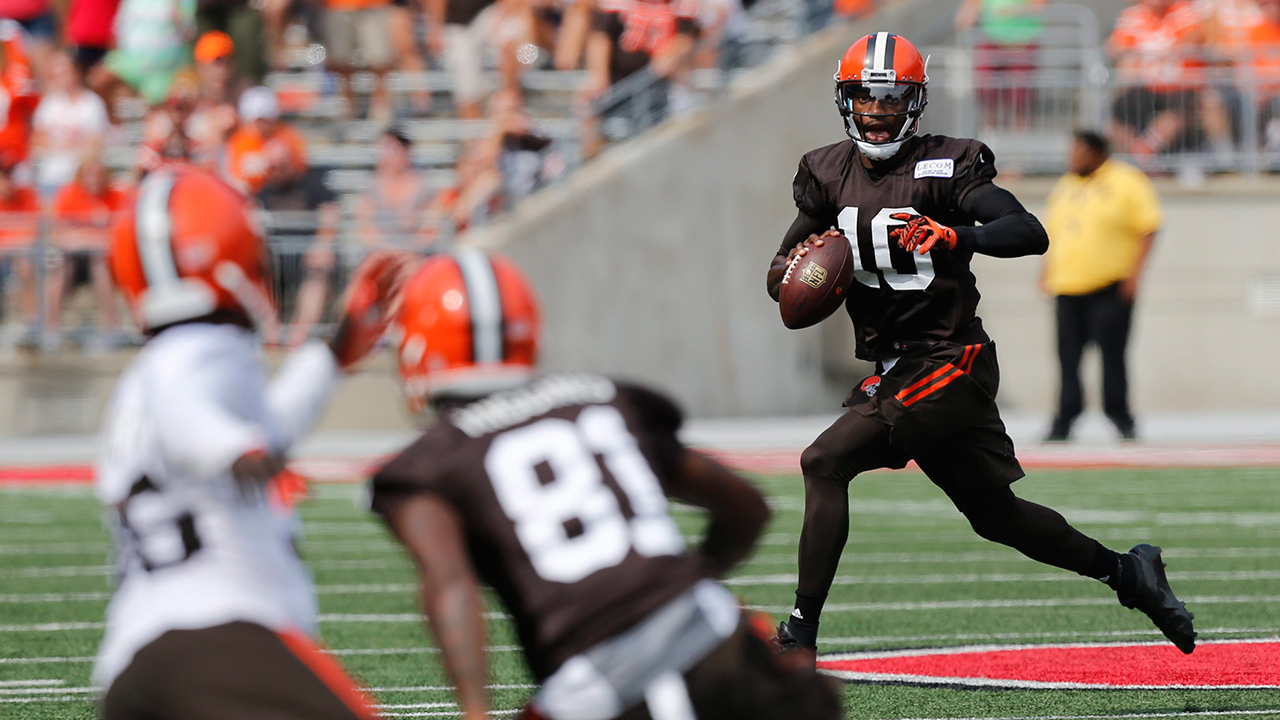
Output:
[
  {"xmin": 0, "ymin": 0, "xmax": 830, "ymax": 351},
  {"xmin": 958, "ymin": 0, "xmax": 1280, "ymax": 158}
]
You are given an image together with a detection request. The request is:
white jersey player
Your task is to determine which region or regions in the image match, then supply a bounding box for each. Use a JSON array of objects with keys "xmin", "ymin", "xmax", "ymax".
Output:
[{"xmin": 94, "ymin": 167, "xmax": 403, "ymax": 720}]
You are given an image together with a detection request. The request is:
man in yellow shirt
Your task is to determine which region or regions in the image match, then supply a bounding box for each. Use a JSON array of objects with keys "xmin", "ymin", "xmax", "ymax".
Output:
[{"xmin": 1042, "ymin": 131, "xmax": 1159, "ymax": 441}]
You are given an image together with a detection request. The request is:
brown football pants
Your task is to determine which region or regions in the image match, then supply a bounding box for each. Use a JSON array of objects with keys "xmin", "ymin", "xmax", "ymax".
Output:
[
  {"xmin": 102, "ymin": 621, "xmax": 377, "ymax": 720},
  {"xmin": 613, "ymin": 619, "xmax": 843, "ymax": 720}
]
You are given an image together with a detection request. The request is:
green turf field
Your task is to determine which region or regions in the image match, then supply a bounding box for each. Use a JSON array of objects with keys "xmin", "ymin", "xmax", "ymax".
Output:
[{"xmin": 2, "ymin": 466, "xmax": 1279, "ymax": 719}]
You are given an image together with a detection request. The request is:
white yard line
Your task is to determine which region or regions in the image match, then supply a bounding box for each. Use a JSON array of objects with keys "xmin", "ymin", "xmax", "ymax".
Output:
[
  {"xmin": 10, "ymin": 568, "xmax": 1280, "ymax": 605},
  {"xmin": 0, "ymin": 695, "xmax": 99, "ymax": 704},
  {"xmin": 372, "ymin": 684, "xmax": 535, "ymax": 693},
  {"xmin": 320, "ymin": 612, "xmax": 510, "ymax": 622},
  {"xmin": 725, "ymin": 569, "xmax": 1280, "ymax": 587},
  {"xmin": 12, "ymin": 627, "xmax": 1278, "ymax": 667},
  {"xmin": 0, "ymin": 656, "xmax": 94, "ymax": 665},
  {"xmin": 0, "ymin": 686, "xmax": 94, "ymax": 696},
  {"xmin": 820, "ymin": 627, "xmax": 1279, "ymax": 646},
  {"xmin": 0, "ymin": 565, "xmax": 113, "ymax": 578},
  {"xmin": 1, "ymin": 645, "xmax": 526, "ymax": 666},
  {"xmin": 0, "ymin": 680, "xmax": 63, "ymax": 687},
  {"xmin": 0, "ymin": 542, "xmax": 108, "ymax": 555},
  {"xmin": 7, "ymin": 546, "xmax": 1278, "ymax": 580},
  {"xmin": 0, "ymin": 558, "xmax": 408, "ymax": 578},
  {"xmin": 745, "ymin": 546, "xmax": 1280, "ymax": 565},
  {"xmin": 0, "ymin": 621, "xmax": 104, "ymax": 632},
  {"xmin": 331, "ymin": 646, "xmax": 521, "ymax": 656},
  {"xmin": 378, "ymin": 707, "xmax": 519, "ymax": 712},
  {"xmin": 749, "ymin": 594, "xmax": 1280, "ymax": 614},
  {"xmin": 888, "ymin": 711, "xmax": 1280, "ymax": 720}
]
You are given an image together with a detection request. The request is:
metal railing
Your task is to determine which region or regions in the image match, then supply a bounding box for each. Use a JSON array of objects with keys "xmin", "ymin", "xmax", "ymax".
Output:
[
  {"xmin": 935, "ymin": 5, "xmax": 1280, "ymax": 174},
  {"xmin": 0, "ymin": 212, "xmax": 456, "ymax": 354},
  {"xmin": 15, "ymin": 0, "xmax": 840, "ymax": 354}
]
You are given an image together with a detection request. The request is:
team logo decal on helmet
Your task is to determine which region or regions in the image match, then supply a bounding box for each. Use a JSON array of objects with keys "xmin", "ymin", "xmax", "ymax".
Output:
[{"xmin": 834, "ymin": 32, "xmax": 930, "ymax": 160}]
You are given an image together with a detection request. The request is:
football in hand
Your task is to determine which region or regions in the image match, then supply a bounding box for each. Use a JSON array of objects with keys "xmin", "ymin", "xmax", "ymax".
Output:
[{"xmin": 778, "ymin": 234, "xmax": 855, "ymax": 329}]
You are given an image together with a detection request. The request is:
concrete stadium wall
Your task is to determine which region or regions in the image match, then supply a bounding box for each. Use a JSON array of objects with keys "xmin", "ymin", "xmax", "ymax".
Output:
[
  {"xmin": 971, "ymin": 178, "xmax": 1280, "ymax": 415},
  {"xmin": 465, "ymin": 5, "xmax": 1280, "ymax": 419},
  {"xmin": 466, "ymin": 2, "xmax": 954, "ymax": 417}
]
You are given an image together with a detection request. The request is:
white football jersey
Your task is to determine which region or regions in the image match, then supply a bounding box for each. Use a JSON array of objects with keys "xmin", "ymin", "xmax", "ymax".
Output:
[{"xmin": 93, "ymin": 323, "xmax": 340, "ymax": 689}]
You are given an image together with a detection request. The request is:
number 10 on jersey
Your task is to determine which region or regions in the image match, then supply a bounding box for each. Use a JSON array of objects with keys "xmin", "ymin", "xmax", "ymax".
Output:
[{"xmin": 838, "ymin": 206, "xmax": 935, "ymax": 291}]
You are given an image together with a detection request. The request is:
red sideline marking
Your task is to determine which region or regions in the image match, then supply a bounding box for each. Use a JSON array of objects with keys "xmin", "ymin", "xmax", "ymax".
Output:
[
  {"xmin": 818, "ymin": 640, "xmax": 1280, "ymax": 689},
  {"xmin": 705, "ymin": 445, "xmax": 1280, "ymax": 475},
  {"xmin": 0, "ymin": 465, "xmax": 94, "ymax": 483}
]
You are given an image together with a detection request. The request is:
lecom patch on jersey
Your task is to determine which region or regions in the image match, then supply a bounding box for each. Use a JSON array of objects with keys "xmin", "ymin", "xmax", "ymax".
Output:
[{"xmin": 913, "ymin": 159, "xmax": 955, "ymax": 179}]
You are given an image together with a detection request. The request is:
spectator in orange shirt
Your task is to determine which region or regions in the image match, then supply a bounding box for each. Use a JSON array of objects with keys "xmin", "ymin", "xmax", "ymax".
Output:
[
  {"xmin": 324, "ymin": 0, "xmax": 393, "ymax": 122},
  {"xmin": 47, "ymin": 155, "xmax": 124, "ymax": 349},
  {"xmin": 224, "ymin": 86, "xmax": 308, "ymax": 195},
  {"xmin": 0, "ymin": 22, "xmax": 40, "ymax": 176},
  {"xmin": 1108, "ymin": 0, "xmax": 1205, "ymax": 156}
]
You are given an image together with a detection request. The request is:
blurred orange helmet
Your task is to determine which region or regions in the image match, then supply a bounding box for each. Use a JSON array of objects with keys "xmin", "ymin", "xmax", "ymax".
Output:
[
  {"xmin": 109, "ymin": 167, "xmax": 274, "ymax": 333},
  {"xmin": 393, "ymin": 248, "xmax": 539, "ymax": 413},
  {"xmin": 834, "ymin": 32, "xmax": 929, "ymax": 160}
]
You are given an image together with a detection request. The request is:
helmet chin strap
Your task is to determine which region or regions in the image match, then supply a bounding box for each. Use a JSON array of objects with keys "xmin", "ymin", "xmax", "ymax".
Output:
[
  {"xmin": 856, "ymin": 138, "xmax": 908, "ymax": 160},
  {"xmin": 841, "ymin": 106, "xmax": 917, "ymax": 162}
]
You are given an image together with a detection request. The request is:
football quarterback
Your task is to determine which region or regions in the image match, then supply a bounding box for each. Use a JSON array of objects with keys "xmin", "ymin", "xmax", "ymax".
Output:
[{"xmin": 766, "ymin": 33, "xmax": 1196, "ymax": 658}]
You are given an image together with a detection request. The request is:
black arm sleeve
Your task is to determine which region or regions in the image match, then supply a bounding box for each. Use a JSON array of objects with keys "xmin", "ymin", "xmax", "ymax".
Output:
[
  {"xmin": 953, "ymin": 182, "xmax": 1049, "ymax": 258},
  {"xmin": 776, "ymin": 208, "xmax": 833, "ymax": 257}
]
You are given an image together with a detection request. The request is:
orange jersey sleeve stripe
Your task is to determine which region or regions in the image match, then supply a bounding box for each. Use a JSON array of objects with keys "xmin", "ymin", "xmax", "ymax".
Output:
[{"xmin": 275, "ymin": 629, "xmax": 379, "ymax": 720}]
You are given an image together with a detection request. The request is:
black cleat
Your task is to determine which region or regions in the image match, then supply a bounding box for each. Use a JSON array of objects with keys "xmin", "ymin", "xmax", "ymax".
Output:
[
  {"xmin": 772, "ymin": 621, "xmax": 817, "ymax": 666},
  {"xmin": 1118, "ymin": 544, "xmax": 1197, "ymax": 654}
]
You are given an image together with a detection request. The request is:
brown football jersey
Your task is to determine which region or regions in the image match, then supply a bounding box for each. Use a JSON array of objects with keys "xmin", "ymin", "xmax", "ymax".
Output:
[
  {"xmin": 783, "ymin": 134, "xmax": 999, "ymax": 361},
  {"xmin": 369, "ymin": 374, "xmax": 710, "ymax": 681}
]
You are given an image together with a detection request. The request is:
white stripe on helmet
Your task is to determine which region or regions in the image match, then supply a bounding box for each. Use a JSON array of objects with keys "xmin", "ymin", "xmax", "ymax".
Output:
[
  {"xmin": 136, "ymin": 170, "xmax": 179, "ymax": 289},
  {"xmin": 873, "ymin": 31, "xmax": 889, "ymax": 71},
  {"xmin": 454, "ymin": 247, "xmax": 503, "ymax": 364}
]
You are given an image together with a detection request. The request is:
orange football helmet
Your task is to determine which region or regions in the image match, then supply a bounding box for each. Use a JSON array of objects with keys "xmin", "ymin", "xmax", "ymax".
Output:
[
  {"xmin": 393, "ymin": 248, "xmax": 539, "ymax": 414},
  {"xmin": 834, "ymin": 32, "xmax": 929, "ymax": 160},
  {"xmin": 109, "ymin": 167, "xmax": 274, "ymax": 333}
]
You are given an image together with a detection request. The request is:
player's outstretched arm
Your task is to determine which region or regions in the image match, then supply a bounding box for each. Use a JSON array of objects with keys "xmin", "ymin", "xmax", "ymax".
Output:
[
  {"xmin": 385, "ymin": 494, "xmax": 491, "ymax": 720},
  {"xmin": 266, "ymin": 252, "xmax": 411, "ymax": 448},
  {"xmin": 667, "ymin": 450, "xmax": 771, "ymax": 576},
  {"xmin": 767, "ymin": 210, "xmax": 839, "ymax": 301},
  {"xmin": 954, "ymin": 183, "xmax": 1049, "ymax": 258}
]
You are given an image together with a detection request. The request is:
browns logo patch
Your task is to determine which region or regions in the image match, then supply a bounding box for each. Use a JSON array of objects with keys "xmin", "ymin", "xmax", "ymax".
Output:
[
  {"xmin": 861, "ymin": 376, "xmax": 881, "ymax": 397},
  {"xmin": 800, "ymin": 263, "xmax": 828, "ymax": 288}
]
